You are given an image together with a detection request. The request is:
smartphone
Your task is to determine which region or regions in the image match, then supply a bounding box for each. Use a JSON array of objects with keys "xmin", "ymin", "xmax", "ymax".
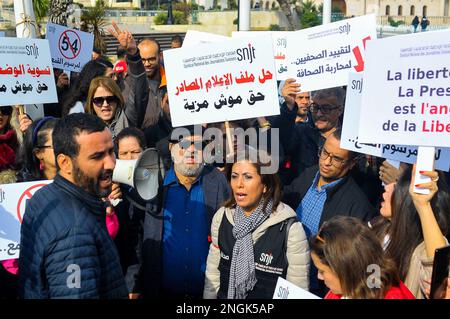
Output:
[{"xmin": 430, "ymin": 245, "xmax": 450, "ymax": 299}]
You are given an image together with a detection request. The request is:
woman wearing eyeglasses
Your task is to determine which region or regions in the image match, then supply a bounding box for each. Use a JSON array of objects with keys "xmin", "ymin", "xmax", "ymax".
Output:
[
  {"xmin": 310, "ymin": 216, "xmax": 415, "ymax": 299},
  {"xmin": 85, "ymin": 76, "xmax": 142, "ymax": 139},
  {"xmin": 204, "ymin": 147, "xmax": 310, "ymax": 299}
]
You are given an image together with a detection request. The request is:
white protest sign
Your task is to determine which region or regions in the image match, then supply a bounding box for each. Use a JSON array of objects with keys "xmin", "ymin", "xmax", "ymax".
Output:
[
  {"xmin": 0, "ymin": 37, "xmax": 58, "ymax": 106},
  {"xmin": 273, "ymin": 277, "xmax": 321, "ymax": 299},
  {"xmin": 359, "ymin": 30, "xmax": 450, "ymax": 147},
  {"xmin": 286, "ymin": 14, "xmax": 376, "ymax": 92},
  {"xmin": 341, "ymin": 73, "xmax": 383, "ymax": 157},
  {"xmin": 342, "ymin": 73, "xmax": 450, "ymax": 171},
  {"xmin": 0, "ymin": 180, "xmax": 52, "ymax": 261},
  {"xmin": 182, "ymin": 30, "xmax": 229, "ymax": 47},
  {"xmin": 46, "ymin": 22, "xmax": 94, "ymax": 73},
  {"xmin": 164, "ymin": 37, "xmax": 280, "ymax": 127},
  {"xmin": 232, "ymin": 31, "xmax": 290, "ymax": 80}
]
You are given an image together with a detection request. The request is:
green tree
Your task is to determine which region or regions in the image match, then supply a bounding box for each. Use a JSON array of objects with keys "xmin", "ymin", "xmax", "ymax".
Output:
[
  {"xmin": 81, "ymin": 0, "xmax": 108, "ymax": 54},
  {"xmin": 33, "ymin": 0, "xmax": 49, "ymax": 36},
  {"xmin": 154, "ymin": 10, "xmax": 188, "ymax": 25},
  {"xmin": 297, "ymin": 0, "xmax": 321, "ymax": 29}
]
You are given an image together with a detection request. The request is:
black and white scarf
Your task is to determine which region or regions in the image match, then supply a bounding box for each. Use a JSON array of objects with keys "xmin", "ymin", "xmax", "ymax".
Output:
[{"xmin": 227, "ymin": 198, "xmax": 273, "ymax": 299}]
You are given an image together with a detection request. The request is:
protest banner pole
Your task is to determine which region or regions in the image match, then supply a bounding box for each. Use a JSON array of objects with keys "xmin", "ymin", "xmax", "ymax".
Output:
[
  {"xmin": 16, "ymin": 105, "xmax": 24, "ymax": 115},
  {"xmin": 13, "ymin": 0, "xmax": 37, "ymax": 38},
  {"xmin": 413, "ymin": 146, "xmax": 436, "ymax": 195},
  {"xmin": 322, "ymin": 0, "xmax": 332, "ymax": 24},
  {"xmin": 224, "ymin": 121, "xmax": 235, "ymax": 158},
  {"xmin": 238, "ymin": 0, "xmax": 250, "ymax": 31}
]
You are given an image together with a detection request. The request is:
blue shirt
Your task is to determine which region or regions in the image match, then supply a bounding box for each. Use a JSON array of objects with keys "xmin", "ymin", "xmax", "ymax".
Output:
[
  {"xmin": 296, "ymin": 172, "xmax": 342, "ymax": 291},
  {"xmin": 296, "ymin": 172, "xmax": 342, "ymax": 238},
  {"xmin": 162, "ymin": 168, "xmax": 209, "ymax": 297}
]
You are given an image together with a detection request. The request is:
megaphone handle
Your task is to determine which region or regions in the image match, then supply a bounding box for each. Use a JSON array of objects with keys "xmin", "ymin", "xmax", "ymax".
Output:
[{"xmin": 110, "ymin": 198, "xmax": 123, "ymax": 207}]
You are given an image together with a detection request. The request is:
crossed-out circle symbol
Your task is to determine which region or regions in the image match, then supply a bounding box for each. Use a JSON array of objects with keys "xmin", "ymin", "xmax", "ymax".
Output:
[
  {"xmin": 58, "ymin": 30, "xmax": 82, "ymax": 59},
  {"xmin": 16, "ymin": 183, "xmax": 47, "ymax": 224}
]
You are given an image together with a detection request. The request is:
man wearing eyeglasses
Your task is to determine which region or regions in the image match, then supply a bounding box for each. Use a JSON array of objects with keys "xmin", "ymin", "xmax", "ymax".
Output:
[
  {"xmin": 141, "ymin": 125, "xmax": 230, "ymax": 298},
  {"xmin": 279, "ymin": 79, "xmax": 345, "ymax": 183},
  {"xmin": 283, "ymin": 128, "xmax": 376, "ymax": 296}
]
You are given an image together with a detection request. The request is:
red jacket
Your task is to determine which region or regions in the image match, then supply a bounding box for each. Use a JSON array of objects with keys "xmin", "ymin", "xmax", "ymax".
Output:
[
  {"xmin": 325, "ymin": 281, "xmax": 415, "ymax": 299},
  {"xmin": 0, "ymin": 129, "xmax": 17, "ymax": 170}
]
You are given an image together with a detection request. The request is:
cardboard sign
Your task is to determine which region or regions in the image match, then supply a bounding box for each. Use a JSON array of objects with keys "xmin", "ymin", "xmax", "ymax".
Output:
[
  {"xmin": 359, "ymin": 29, "xmax": 450, "ymax": 147},
  {"xmin": 0, "ymin": 180, "xmax": 52, "ymax": 261},
  {"xmin": 273, "ymin": 277, "xmax": 321, "ymax": 299},
  {"xmin": 164, "ymin": 36, "xmax": 280, "ymax": 127},
  {"xmin": 0, "ymin": 37, "xmax": 58, "ymax": 106},
  {"xmin": 341, "ymin": 73, "xmax": 450, "ymax": 171},
  {"xmin": 232, "ymin": 31, "xmax": 290, "ymax": 80},
  {"xmin": 285, "ymin": 14, "xmax": 377, "ymax": 92},
  {"xmin": 46, "ymin": 22, "xmax": 94, "ymax": 73}
]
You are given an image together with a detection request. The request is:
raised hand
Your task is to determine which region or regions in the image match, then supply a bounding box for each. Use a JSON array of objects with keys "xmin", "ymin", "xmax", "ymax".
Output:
[
  {"xmin": 281, "ymin": 78, "xmax": 301, "ymax": 110},
  {"xmin": 107, "ymin": 21, "xmax": 137, "ymax": 55}
]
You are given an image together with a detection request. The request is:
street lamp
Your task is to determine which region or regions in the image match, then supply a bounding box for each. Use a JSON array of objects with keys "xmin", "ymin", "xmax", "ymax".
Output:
[{"xmin": 167, "ymin": 0, "xmax": 173, "ymax": 25}]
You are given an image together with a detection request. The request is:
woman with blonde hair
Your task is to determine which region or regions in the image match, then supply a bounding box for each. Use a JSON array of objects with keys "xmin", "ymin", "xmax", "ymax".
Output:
[{"xmin": 85, "ymin": 76, "xmax": 142, "ymax": 139}]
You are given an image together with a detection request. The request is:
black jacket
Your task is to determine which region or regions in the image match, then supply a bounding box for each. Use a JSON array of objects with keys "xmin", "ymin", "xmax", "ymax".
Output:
[
  {"xmin": 141, "ymin": 165, "xmax": 230, "ymax": 298},
  {"xmin": 282, "ymin": 166, "xmax": 377, "ymax": 227},
  {"xmin": 19, "ymin": 174, "xmax": 128, "ymax": 299}
]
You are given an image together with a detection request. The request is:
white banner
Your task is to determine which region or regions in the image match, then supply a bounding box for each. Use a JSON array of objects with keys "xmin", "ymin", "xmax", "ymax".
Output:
[
  {"xmin": 359, "ymin": 29, "xmax": 450, "ymax": 147},
  {"xmin": 46, "ymin": 22, "xmax": 94, "ymax": 73},
  {"xmin": 285, "ymin": 14, "xmax": 377, "ymax": 92},
  {"xmin": 232, "ymin": 31, "xmax": 290, "ymax": 80},
  {"xmin": 0, "ymin": 180, "xmax": 52, "ymax": 261},
  {"xmin": 182, "ymin": 30, "xmax": 229, "ymax": 47},
  {"xmin": 342, "ymin": 73, "xmax": 450, "ymax": 171},
  {"xmin": 273, "ymin": 277, "xmax": 321, "ymax": 299},
  {"xmin": 0, "ymin": 37, "xmax": 58, "ymax": 106},
  {"xmin": 164, "ymin": 37, "xmax": 280, "ymax": 127}
]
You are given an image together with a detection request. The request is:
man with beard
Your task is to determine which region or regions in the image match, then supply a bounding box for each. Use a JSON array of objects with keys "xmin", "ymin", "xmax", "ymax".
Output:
[
  {"xmin": 141, "ymin": 125, "xmax": 230, "ymax": 298},
  {"xmin": 294, "ymin": 91, "xmax": 312, "ymax": 126},
  {"xmin": 18, "ymin": 113, "xmax": 128, "ymax": 299},
  {"xmin": 279, "ymin": 79, "xmax": 345, "ymax": 183}
]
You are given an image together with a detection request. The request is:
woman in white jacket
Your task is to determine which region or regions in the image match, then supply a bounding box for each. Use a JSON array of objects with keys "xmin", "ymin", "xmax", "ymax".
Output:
[{"xmin": 204, "ymin": 147, "xmax": 310, "ymax": 299}]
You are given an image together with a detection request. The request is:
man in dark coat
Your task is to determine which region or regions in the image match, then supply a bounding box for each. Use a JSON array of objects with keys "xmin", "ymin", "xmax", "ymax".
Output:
[
  {"xmin": 141, "ymin": 125, "xmax": 230, "ymax": 298},
  {"xmin": 19, "ymin": 113, "xmax": 128, "ymax": 299}
]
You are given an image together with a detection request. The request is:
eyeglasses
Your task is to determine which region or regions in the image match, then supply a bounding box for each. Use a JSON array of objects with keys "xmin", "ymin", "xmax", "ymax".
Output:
[
  {"xmin": 310, "ymin": 103, "xmax": 340, "ymax": 114},
  {"xmin": 92, "ymin": 96, "xmax": 119, "ymax": 107},
  {"xmin": 318, "ymin": 147, "xmax": 350, "ymax": 168},
  {"xmin": 178, "ymin": 139, "xmax": 205, "ymax": 151}
]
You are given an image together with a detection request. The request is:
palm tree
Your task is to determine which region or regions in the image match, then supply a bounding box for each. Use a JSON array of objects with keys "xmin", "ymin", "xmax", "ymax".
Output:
[
  {"xmin": 49, "ymin": 0, "xmax": 74, "ymax": 26},
  {"xmin": 32, "ymin": 0, "xmax": 50, "ymax": 36},
  {"xmin": 297, "ymin": 0, "xmax": 321, "ymax": 29},
  {"xmin": 277, "ymin": 0, "xmax": 300, "ymax": 30},
  {"xmin": 81, "ymin": 0, "xmax": 108, "ymax": 54}
]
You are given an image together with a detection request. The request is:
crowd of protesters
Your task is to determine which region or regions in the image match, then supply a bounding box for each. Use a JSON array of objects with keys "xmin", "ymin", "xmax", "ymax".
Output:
[{"xmin": 0, "ymin": 25, "xmax": 449, "ymax": 300}]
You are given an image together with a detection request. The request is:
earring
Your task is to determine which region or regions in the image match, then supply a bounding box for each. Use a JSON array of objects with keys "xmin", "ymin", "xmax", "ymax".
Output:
[{"xmin": 39, "ymin": 162, "xmax": 44, "ymax": 171}]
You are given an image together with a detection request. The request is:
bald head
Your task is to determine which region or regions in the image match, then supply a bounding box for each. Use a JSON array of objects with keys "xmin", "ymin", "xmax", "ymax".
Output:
[{"xmin": 138, "ymin": 39, "xmax": 161, "ymax": 79}]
